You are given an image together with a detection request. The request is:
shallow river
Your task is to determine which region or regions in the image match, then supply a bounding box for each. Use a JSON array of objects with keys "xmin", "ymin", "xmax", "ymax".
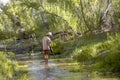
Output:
[{"xmin": 16, "ymin": 53, "xmax": 120, "ymax": 80}]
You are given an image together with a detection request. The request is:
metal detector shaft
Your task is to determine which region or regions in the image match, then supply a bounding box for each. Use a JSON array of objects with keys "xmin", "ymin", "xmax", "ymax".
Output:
[{"xmin": 50, "ymin": 47, "xmax": 55, "ymax": 58}]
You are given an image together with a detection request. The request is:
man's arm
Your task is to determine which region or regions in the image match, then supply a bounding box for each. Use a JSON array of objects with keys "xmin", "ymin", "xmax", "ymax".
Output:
[{"xmin": 47, "ymin": 38, "xmax": 53, "ymax": 53}]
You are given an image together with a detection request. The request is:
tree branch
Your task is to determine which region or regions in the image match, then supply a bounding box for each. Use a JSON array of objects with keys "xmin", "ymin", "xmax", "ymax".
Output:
[
  {"xmin": 102, "ymin": 0, "xmax": 112, "ymax": 19},
  {"xmin": 79, "ymin": 0, "xmax": 90, "ymax": 31}
]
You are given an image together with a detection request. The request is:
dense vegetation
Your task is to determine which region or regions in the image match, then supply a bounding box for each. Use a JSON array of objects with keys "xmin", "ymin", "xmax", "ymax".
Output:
[
  {"xmin": 0, "ymin": 52, "xmax": 27, "ymax": 80},
  {"xmin": 0, "ymin": 0, "xmax": 120, "ymax": 79}
]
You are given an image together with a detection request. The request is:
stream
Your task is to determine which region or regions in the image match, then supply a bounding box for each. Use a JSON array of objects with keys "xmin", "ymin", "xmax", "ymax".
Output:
[{"xmin": 16, "ymin": 53, "xmax": 120, "ymax": 80}]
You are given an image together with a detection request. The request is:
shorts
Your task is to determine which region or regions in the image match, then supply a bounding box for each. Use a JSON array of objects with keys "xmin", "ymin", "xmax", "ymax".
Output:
[{"xmin": 43, "ymin": 50, "xmax": 50, "ymax": 55}]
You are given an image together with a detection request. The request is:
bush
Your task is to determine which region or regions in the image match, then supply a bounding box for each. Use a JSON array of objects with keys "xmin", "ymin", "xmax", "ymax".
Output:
[
  {"xmin": 72, "ymin": 47, "xmax": 93, "ymax": 62},
  {"xmin": 96, "ymin": 33, "xmax": 120, "ymax": 72},
  {"xmin": 98, "ymin": 47, "xmax": 120, "ymax": 72},
  {"xmin": 0, "ymin": 52, "xmax": 18, "ymax": 80},
  {"xmin": 72, "ymin": 33, "xmax": 120, "ymax": 72},
  {"xmin": 51, "ymin": 41, "xmax": 63, "ymax": 54},
  {"xmin": 0, "ymin": 52, "xmax": 28, "ymax": 80}
]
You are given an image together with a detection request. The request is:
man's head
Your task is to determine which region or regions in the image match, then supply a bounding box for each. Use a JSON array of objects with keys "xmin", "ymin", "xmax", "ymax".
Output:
[{"xmin": 47, "ymin": 32, "xmax": 52, "ymax": 37}]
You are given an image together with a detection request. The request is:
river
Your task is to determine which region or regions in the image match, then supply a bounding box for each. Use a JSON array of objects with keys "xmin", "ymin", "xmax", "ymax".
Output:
[{"xmin": 15, "ymin": 53, "xmax": 120, "ymax": 80}]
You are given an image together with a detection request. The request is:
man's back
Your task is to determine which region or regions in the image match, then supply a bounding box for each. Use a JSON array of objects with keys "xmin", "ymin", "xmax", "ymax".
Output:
[{"xmin": 42, "ymin": 36, "xmax": 51, "ymax": 50}]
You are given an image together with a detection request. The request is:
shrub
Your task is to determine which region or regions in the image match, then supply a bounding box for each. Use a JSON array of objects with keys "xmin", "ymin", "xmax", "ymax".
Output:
[
  {"xmin": 0, "ymin": 52, "xmax": 18, "ymax": 80},
  {"xmin": 72, "ymin": 33, "xmax": 120, "ymax": 72},
  {"xmin": 98, "ymin": 46, "xmax": 120, "ymax": 72},
  {"xmin": 72, "ymin": 47, "xmax": 93, "ymax": 62},
  {"xmin": 51, "ymin": 41, "xmax": 63, "ymax": 54},
  {"xmin": 0, "ymin": 51, "xmax": 28, "ymax": 80},
  {"xmin": 96, "ymin": 33, "xmax": 120, "ymax": 72}
]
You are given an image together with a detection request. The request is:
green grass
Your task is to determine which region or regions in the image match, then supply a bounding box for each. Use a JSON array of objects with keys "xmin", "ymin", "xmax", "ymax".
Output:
[{"xmin": 61, "ymin": 32, "xmax": 120, "ymax": 73}]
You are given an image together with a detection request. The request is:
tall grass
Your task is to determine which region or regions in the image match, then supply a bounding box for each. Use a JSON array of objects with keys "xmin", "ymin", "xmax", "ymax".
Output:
[{"xmin": 65, "ymin": 32, "xmax": 120, "ymax": 72}]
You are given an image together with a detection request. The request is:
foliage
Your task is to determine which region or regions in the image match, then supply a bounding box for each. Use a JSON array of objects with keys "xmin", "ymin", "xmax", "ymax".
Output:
[
  {"xmin": 96, "ymin": 33, "xmax": 120, "ymax": 72},
  {"xmin": 0, "ymin": 52, "xmax": 28, "ymax": 80},
  {"xmin": 72, "ymin": 48, "xmax": 93, "ymax": 62},
  {"xmin": 98, "ymin": 48, "xmax": 120, "ymax": 72},
  {"xmin": 71, "ymin": 33, "xmax": 120, "ymax": 72},
  {"xmin": 0, "ymin": 0, "xmax": 119, "ymax": 40},
  {"xmin": 0, "ymin": 0, "xmax": 120, "ymax": 75},
  {"xmin": 0, "ymin": 52, "xmax": 18, "ymax": 80},
  {"xmin": 51, "ymin": 41, "xmax": 63, "ymax": 54}
]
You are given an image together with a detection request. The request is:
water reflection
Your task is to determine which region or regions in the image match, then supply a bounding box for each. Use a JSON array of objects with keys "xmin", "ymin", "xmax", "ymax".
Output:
[
  {"xmin": 44, "ymin": 63, "xmax": 51, "ymax": 80},
  {"xmin": 45, "ymin": 62, "xmax": 49, "ymax": 70}
]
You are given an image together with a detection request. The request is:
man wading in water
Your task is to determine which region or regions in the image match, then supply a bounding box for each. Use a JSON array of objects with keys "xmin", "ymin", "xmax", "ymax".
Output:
[{"xmin": 42, "ymin": 32, "xmax": 52, "ymax": 69}]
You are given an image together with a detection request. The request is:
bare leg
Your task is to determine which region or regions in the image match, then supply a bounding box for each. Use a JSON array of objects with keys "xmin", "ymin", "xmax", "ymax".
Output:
[
  {"xmin": 45, "ymin": 54, "xmax": 48, "ymax": 64},
  {"xmin": 44, "ymin": 50, "xmax": 49, "ymax": 69}
]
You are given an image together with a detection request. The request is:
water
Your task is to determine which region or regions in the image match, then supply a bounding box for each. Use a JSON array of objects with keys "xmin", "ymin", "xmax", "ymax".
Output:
[{"xmin": 16, "ymin": 53, "xmax": 120, "ymax": 80}]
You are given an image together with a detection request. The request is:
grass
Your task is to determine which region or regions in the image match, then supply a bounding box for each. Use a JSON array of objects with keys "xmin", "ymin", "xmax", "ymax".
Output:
[{"xmin": 60, "ymin": 32, "xmax": 120, "ymax": 74}]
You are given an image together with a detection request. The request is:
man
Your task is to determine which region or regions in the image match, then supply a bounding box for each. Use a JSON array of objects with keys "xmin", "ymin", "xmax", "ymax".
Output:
[{"xmin": 42, "ymin": 32, "xmax": 52, "ymax": 69}]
